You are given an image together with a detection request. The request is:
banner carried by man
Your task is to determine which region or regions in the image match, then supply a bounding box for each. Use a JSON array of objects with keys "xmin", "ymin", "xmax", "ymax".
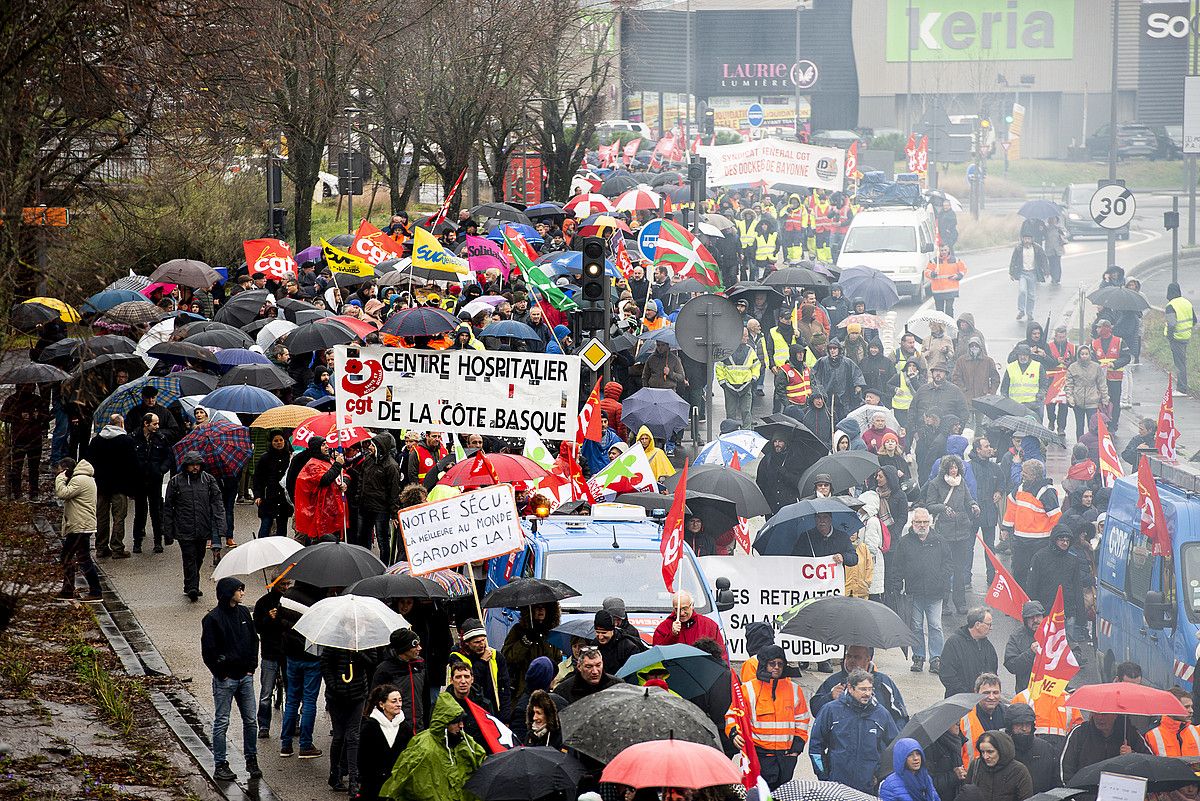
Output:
[{"xmin": 698, "ymin": 138, "xmax": 845, "ymax": 192}]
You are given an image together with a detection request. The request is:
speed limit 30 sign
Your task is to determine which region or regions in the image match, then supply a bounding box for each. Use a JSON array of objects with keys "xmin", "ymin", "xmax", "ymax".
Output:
[{"xmin": 1090, "ymin": 184, "xmax": 1136, "ymax": 230}]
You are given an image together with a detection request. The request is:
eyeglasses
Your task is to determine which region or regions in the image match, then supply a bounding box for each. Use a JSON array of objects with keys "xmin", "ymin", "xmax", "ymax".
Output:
[{"xmin": 579, "ymin": 645, "xmax": 601, "ymax": 655}]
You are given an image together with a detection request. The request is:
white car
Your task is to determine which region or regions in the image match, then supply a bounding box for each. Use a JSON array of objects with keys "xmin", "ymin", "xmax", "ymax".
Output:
[
  {"xmin": 596, "ymin": 119, "xmax": 653, "ymax": 142},
  {"xmin": 835, "ymin": 206, "xmax": 937, "ymax": 299}
]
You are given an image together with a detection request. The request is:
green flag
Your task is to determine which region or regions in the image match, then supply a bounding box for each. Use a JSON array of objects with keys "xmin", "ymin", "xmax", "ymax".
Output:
[{"xmin": 502, "ymin": 228, "xmax": 578, "ymax": 311}]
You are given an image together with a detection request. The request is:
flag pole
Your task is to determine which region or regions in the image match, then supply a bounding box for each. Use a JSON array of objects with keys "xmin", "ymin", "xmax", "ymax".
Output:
[{"xmin": 466, "ymin": 563, "xmax": 503, "ymax": 711}]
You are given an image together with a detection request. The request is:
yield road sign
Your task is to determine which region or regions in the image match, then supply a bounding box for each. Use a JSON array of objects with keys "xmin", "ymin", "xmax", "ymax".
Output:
[
  {"xmin": 579, "ymin": 337, "xmax": 612, "ymax": 372},
  {"xmin": 1090, "ymin": 184, "xmax": 1136, "ymax": 230},
  {"xmin": 747, "ymin": 103, "xmax": 764, "ymax": 128}
]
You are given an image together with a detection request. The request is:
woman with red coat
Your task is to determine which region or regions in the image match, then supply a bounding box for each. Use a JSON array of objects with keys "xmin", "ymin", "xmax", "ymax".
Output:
[{"xmin": 293, "ymin": 437, "xmax": 347, "ymax": 543}]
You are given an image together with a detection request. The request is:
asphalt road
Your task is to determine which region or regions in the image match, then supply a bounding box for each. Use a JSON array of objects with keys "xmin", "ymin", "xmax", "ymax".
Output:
[{"xmin": 98, "ymin": 205, "xmax": 1173, "ymax": 797}]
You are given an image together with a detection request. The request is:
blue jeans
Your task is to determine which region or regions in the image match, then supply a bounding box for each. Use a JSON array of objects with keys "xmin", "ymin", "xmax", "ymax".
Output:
[
  {"xmin": 257, "ymin": 658, "xmax": 281, "ymax": 733},
  {"xmin": 910, "ymin": 598, "xmax": 944, "ymax": 662},
  {"xmin": 281, "ymin": 657, "xmax": 322, "ymax": 750},
  {"xmin": 212, "ymin": 674, "xmax": 258, "ymax": 765},
  {"xmin": 51, "ymin": 403, "xmax": 70, "ymax": 464},
  {"xmin": 219, "ymin": 476, "xmax": 238, "ymax": 544},
  {"xmin": 1017, "ymin": 272, "xmax": 1037, "ymax": 318},
  {"xmin": 256, "ymin": 516, "xmax": 289, "ymax": 538},
  {"xmin": 358, "ymin": 511, "xmax": 394, "ymax": 564}
]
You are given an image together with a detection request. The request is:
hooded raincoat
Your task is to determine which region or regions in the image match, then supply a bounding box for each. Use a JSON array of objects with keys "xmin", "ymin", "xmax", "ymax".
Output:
[
  {"xmin": 380, "ymin": 692, "xmax": 486, "ymax": 801},
  {"xmin": 880, "ymin": 738, "xmax": 941, "ymax": 801},
  {"xmin": 637, "ymin": 425, "xmax": 675, "ymax": 480}
]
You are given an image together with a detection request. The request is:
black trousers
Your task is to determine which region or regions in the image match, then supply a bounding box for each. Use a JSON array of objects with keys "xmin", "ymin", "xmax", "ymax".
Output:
[
  {"xmin": 179, "ymin": 538, "xmax": 204, "ymax": 594},
  {"xmin": 133, "ymin": 484, "xmax": 164, "ymax": 547},
  {"xmin": 7, "ymin": 445, "xmax": 40, "ymax": 498}
]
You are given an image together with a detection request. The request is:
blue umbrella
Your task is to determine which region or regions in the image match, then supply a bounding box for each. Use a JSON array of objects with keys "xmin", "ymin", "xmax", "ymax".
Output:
[
  {"xmin": 485, "ymin": 222, "xmax": 543, "ymax": 245},
  {"xmin": 622, "ymin": 387, "xmax": 690, "ymax": 442},
  {"xmin": 1018, "ymin": 199, "xmax": 1063, "ymax": 220},
  {"xmin": 753, "ymin": 497, "xmax": 864, "ymax": 556},
  {"xmin": 838, "ymin": 266, "xmax": 901, "ymax": 311},
  {"xmin": 480, "ymin": 320, "xmax": 541, "ymax": 342},
  {"xmin": 638, "ymin": 328, "xmax": 678, "ymax": 348},
  {"xmin": 534, "ymin": 250, "xmax": 619, "ymax": 279},
  {"xmin": 93, "ymin": 374, "xmax": 183, "ymax": 430},
  {"xmin": 215, "ymin": 348, "xmax": 270, "ymax": 372},
  {"xmin": 81, "ymin": 289, "xmax": 145, "ymax": 314},
  {"xmin": 615, "ymin": 644, "xmax": 727, "ymax": 698},
  {"xmin": 200, "ymin": 384, "xmax": 282, "ymax": 414},
  {"xmin": 695, "ymin": 438, "xmax": 761, "ymax": 467},
  {"xmin": 525, "ymin": 202, "xmax": 565, "ymax": 220}
]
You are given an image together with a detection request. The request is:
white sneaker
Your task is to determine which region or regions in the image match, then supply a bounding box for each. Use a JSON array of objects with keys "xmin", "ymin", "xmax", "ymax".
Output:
[{"xmin": 1173, "ymin": 390, "xmax": 1188, "ymax": 397}]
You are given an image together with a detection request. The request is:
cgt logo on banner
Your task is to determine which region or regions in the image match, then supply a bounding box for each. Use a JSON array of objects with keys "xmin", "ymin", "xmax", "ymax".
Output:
[
  {"xmin": 351, "ymin": 220, "xmax": 404, "ymax": 265},
  {"xmin": 243, "ymin": 238, "xmax": 297, "ymax": 280},
  {"xmin": 697, "ymin": 555, "xmax": 844, "ymax": 661}
]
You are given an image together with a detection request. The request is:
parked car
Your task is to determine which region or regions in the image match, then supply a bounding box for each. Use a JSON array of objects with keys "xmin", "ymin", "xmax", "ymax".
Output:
[
  {"xmin": 811, "ymin": 129, "xmax": 864, "ymax": 150},
  {"xmin": 1086, "ymin": 123, "xmax": 1175, "ymax": 160},
  {"xmin": 596, "ymin": 120, "xmax": 653, "ymax": 143},
  {"xmin": 1061, "ymin": 183, "xmax": 1130, "ymax": 241}
]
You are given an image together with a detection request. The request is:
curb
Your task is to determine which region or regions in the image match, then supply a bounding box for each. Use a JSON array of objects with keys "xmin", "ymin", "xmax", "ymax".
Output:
[{"xmin": 38, "ymin": 515, "xmax": 281, "ymax": 801}]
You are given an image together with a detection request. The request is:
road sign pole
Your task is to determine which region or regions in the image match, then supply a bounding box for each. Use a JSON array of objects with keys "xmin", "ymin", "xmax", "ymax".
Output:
[
  {"xmin": 1105, "ymin": 0, "xmax": 1119, "ymax": 267},
  {"xmin": 1173, "ymin": 195, "xmax": 1180, "ymax": 284}
]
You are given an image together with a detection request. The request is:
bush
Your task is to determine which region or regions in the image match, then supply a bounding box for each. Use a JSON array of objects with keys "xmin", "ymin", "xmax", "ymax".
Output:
[{"xmin": 870, "ymin": 133, "xmax": 907, "ymax": 160}]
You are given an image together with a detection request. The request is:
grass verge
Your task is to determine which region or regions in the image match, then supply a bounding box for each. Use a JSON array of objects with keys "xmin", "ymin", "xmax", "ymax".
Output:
[
  {"xmin": 956, "ymin": 213, "xmax": 1021, "ymax": 252},
  {"xmin": 1142, "ymin": 309, "xmax": 1197, "ymax": 397}
]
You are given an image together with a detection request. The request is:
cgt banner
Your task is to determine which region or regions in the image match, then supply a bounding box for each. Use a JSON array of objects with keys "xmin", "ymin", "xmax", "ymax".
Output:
[
  {"xmin": 333, "ymin": 345, "xmax": 581, "ymax": 440},
  {"xmin": 399, "ymin": 484, "xmax": 523, "ymax": 574},
  {"xmin": 698, "ymin": 138, "xmax": 845, "ymax": 192},
  {"xmin": 697, "ymin": 555, "xmax": 844, "ymax": 662},
  {"xmin": 244, "ymin": 238, "xmax": 297, "ymax": 280}
]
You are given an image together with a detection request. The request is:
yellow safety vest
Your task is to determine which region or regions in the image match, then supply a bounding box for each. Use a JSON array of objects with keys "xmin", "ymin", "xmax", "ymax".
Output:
[
  {"xmin": 715, "ymin": 348, "xmax": 761, "ymax": 387},
  {"xmin": 1005, "ymin": 361, "xmax": 1041, "ymax": 404},
  {"xmin": 892, "ymin": 372, "xmax": 913, "ymax": 410},
  {"xmin": 769, "ymin": 327, "xmax": 796, "ymax": 367},
  {"xmin": 1166, "ymin": 297, "xmax": 1194, "ymax": 341},
  {"xmin": 736, "ymin": 218, "xmax": 758, "ymax": 247},
  {"xmin": 755, "ymin": 232, "xmax": 778, "ymax": 261}
]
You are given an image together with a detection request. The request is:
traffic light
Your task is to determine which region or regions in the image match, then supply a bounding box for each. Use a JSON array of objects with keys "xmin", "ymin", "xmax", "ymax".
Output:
[
  {"xmin": 268, "ymin": 163, "xmax": 283, "ymax": 204},
  {"xmin": 580, "ymin": 237, "xmax": 607, "ymax": 303},
  {"xmin": 1004, "ymin": 113, "xmax": 1014, "ymax": 125},
  {"xmin": 270, "ymin": 207, "xmax": 288, "ymax": 238},
  {"xmin": 703, "ymin": 106, "xmax": 715, "ymax": 137}
]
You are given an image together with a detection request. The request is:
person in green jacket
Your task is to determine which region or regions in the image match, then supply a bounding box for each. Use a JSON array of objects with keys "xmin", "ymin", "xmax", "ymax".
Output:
[{"xmin": 380, "ymin": 692, "xmax": 486, "ymax": 801}]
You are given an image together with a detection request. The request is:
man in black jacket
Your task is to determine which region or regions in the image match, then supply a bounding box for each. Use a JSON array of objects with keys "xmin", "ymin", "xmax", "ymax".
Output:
[
  {"xmin": 252, "ymin": 579, "xmax": 288, "ymax": 740},
  {"xmin": 320, "ymin": 644, "xmax": 370, "ymax": 792},
  {"xmin": 1060, "ymin": 712, "xmax": 1150, "ymax": 783},
  {"xmin": 970, "ymin": 436, "xmax": 1005, "ymax": 582},
  {"xmin": 892, "ymin": 508, "xmax": 952, "ymax": 674},
  {"xmin": 200, "ymin": 577, "xmax": 262, "ymax": 782},
  {"xmin": 938, "ymin": 607, "xmax": 998, "ymax": 698},
  {"xmin": 131, "ymin": 412, "xmax": 173, "ymax": 554},
  {"xmin": 1007, "ymin": 702, "xmax": 1059, "ymax": 793},
  {"xmin": 449, "ymin": 618, "xmax": 513, "ymax": 723},
  {"xmin": 88, "ymin": 414, "xmax": 139, "ymax": 559},
  {"xmin": 593, "ymin": 610, "xmax": 645, "ymax": 676},
  {"xmin": 556, "ymin": 645, "xmax": 621, "ymax": 706},
  {"xmin": 1029, "ymin": 526, "xmax": 1090, "ymax": 643},
  {"xmin": 371, "ymin": 627, "xmax": 425, "ymax": 732},
  {"xmin": 356, "ymin": 433, "xmax": 402, "ymax": 562},
  {"xmin": 1003, "ymin": 601, "xmax": 1045, "ymax": 693},
  {"xmin": 163, "ymin": 451, "xmax": 224, "ymax": 601},
  {"xmin": 789, "ymin": 512, "xmax": 858, "ymax": 565}
]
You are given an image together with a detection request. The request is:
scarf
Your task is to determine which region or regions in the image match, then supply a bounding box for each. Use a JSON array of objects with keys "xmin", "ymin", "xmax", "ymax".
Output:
[
  {"xmin": 877, "ymin": 489, "xmax": 895, "ymax": 528},
  {"xmin": 944, "ymin": 473, "xmax": 962, "ymax": 487},
  {"xmin": 370, "ymin": 707, "xmax": 405, "ymax": 748},
  {"xmin": 530, "ymin": 722, "xmax": 548, "ymax": 739}
]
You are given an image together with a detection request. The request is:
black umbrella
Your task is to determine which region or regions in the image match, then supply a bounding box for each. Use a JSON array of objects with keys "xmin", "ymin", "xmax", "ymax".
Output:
[
  {"xmin": 465, "ymin": 746, "xmax": 585, "ymax": 800},
  {"xmin": 665, "ymin": 277, "xmax": 712, "ymax": 297},
  {"xmin": 174, "ymin": 370, "xmax": 219, "ymax": 395},
  {"xmin": 1068, "ymin": 753, "xmax": 1200, "ymax": 790},
  {"xmin": 218, "ymin": 363, "xmax": 294, "ymax": 391},
  {"xmin": 482, "ymin": 578, "xmax": 580, "ymax": 609},
  {"xmin": 781, "ymin": 595, "xmax": 917, "ymax": 648},
  {"xmin": 755, "ymin": 416, "xmax": 827, "ymax": 457},
  {"xmin": 663, "ymin": 464, "xmax": 772, "ymax": 518},
  {"xmin": 558, "ymin": 684, "xmax": 721, "ymax": 764},
  {"xmin": 185, "ymin": 328, "xmax": 254, "ymax": 349},
  {"xmin": 294, "ymin": 308, "xmax": 335, "ymax": 324},
  {"xmin": 470, "ymin": 202, "xmax": 532, "ymax": 226},
  {"xmin": 330, "ymin": 271, "xmax": 371, "ymax": 289},
  {"xmin": 286, "ymin": 542, "xmax": 386, "ymax": 587},
  {"xmin": 600, "ymin": 174, "xmax": 639, "ymax": 197},
  {"xmin": 1018, "ymin": 199, "xmax": 1062, "ymax": 220},
  {"xmin": 79, "ymin": 353, "xmax": 149, "ymax": 378},
  {"xmin": 685, "ymin": 490, "xmax": 740, "ymax": 540},
  {"xmin": 11, "ymin": 301, "xmax": 60, "ymax": 330},
  {"xmin": 276, "ymin": 297, "xmax": 320, "ymax": 322},
  {"xmin": 763, "ymin": 267, "xmax": 830, "ymax": 288},
  {"xmin": 1, "ymin": 362, "xmax": 71, "ymax": 385},
  {"xmin": 753, "ymin": 498, "xmax": 864, "ymax": 555},
  {"xmin": 281, "ymin": 320, "xmax": 356, "ymax": 353},
  {"xmin": 326, "ymin": 233, "xmax": 354, "ymax": 248},
  {"xmin": 877, "ymin": 693, "xmax": 983, "ymax": 774},
  {"xmin": 1088, "ymin": 285, "xmax": 1150, "ymax": 312},
  {"xmin": 380, "ymin": 307, "xmax": 458, "ymax": 338},
  {"xmin": 345, "ymin": 573, "xmax": 449, "ymax": 601},
  {"xmin": 36, "ymin": 337, "xmax": 87, "ymax": 364},
  {"xmin": 992, "ymin": 414, "xmax": 1065, "ymax": 445},
  {"xmin": 213, "ymin": 289, "xmax": 271, "ymax": 327},
  {"xmin": 150, "ymin": 258, "xmax": 222, "ymax": 289},
  {"xmin": 971, "ymin": 394, "xmax": 1035, "ymax": 420},
  {"xmin": 798, "ymin": 453, "xmax": 881, "ymax": 496},
  {"xmin": 649, "ymin": 171, "xmax": 683, "ymax": 187},
  {"xmin": 726, "ymin": 282, "xmax": 783, "ymax": 303},
  {"xmin": 552, "ymin": 615, "xmax": 598, "ymax": 640},
  {"xmin": 148, "ymin": 341, "xmax": 220, "ymax": 367},
  {"xmin": 176, "ymin": 320, "xmax": 238, "ymax": 338}
]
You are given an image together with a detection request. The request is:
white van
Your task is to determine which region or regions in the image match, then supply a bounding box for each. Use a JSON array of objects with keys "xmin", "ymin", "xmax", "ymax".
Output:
[{"xmin": 835, "ymin": 206, "xmax": 937, "ymax": 299}]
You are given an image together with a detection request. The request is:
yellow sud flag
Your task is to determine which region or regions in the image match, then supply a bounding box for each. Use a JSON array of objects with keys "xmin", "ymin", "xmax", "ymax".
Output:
[
  {"xmin": 321, "ymin": 239, "xmax": 374, "ymax": 277},
  {"xmin": 411, "ymin": 224, "xmax": 469, "ymax": 275}
]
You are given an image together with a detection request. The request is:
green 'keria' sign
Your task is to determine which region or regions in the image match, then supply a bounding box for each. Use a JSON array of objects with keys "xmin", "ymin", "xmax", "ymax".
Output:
[{"xmin": 886, "ymin": 0, "xmax": 1075, "ymax": 62}]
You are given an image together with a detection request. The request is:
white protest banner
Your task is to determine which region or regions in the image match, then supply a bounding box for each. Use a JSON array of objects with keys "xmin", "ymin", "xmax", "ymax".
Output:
[
  {"xmin": 333, "ymin": 345, "xmax": 581, "ymax": 439},
  {"xmin": 399, "ymin": 484, "xmax": 523, "ymax": 574},
  {"xmin": 697, "ymin": 555, "xmax": 844, "ymax": 662},
  {"xmin": 698, "ymin": 138, "xmax": 845, "ymax": 192}
]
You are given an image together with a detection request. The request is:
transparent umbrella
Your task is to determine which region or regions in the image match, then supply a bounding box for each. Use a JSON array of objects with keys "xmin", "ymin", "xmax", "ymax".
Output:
[{"xmin": 292, "ymin": 595, "xmax": 408, "ymax": 651}]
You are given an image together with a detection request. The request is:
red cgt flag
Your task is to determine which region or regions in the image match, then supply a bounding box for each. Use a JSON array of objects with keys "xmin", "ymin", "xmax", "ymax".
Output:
[
  {"xmin": 1157, "ymin": 374, "xmax": 1181, "ymax": 461},
  {"xmin": 1044, "ymin": 370, "xmax": 1067, "ymax": 406},
  {"xmin": 467, "ymin": 451, "xmax": 501, "ymax": 486},
  {"xmin": 976, "ymin": 532, "xmax": 1031, "ymax": 621},
  {"xmin": 351, "ymin": 219, "xmax": 404, "ymax": 265},
  {"xmin": 1097, "ymin": 414, "xmax": 1122, "ymax": 487},
  {"xmin": 576, "ymin": 379, "xmax": 603, "ymax": 444},
  {"xmin": 661, "ymin": 461, "xmax": 689, "ymax": 592},
  {"xmin": 905, "ymin": 134, "xmax": 917, "ymax": 172},
  {"xmin": 243, "ymin": 238, "xmax": 297, "ymax": 280},
  {"xmin": 1028, "ymin": 586, "xmax": 1080, "ymax": 701},
  {"xmin": 728, "ymin": 672, "xmax": 762, "ymax": 789},
  {"xmin": 845, "ymin": 140, "xmax": 859, "ymax": 180},
  {"xmin": 1138, "ymin": 456, "xmax": 1171, "ymax": 557}
]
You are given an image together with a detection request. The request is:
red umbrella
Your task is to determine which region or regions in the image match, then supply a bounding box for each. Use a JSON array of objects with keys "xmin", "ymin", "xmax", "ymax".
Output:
[
  {"xmin": 600, "ymin": 739, "xmax": 740, "ymax": 790},
  {"xmin": 438, "ymin": 453, "xmax": 550, "ymax": 489},
  {"xmin": 292, "ymin": 412, "xmax": 372, "ymax": 450},
  {"xmin": 614, "ymin": 187, "xmax": 663, "ymax": 212},
  {"xmin": 1066, "ymin": 683, "xmax": 1189, "ymax": 716},
  {"xmin": 322, "ymin": 315, "xmax": 377, "ymax": 339},
  {"xmin": 564, "ymin": 193, "xmax": 613, "ymax": 217}
]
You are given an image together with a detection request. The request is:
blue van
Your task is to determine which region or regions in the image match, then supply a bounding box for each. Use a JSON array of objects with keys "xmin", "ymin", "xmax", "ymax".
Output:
[
  {"xmin": 484, "ymin": 503, "xmax": 734, "ymax": 647},
  {"xmin": 1096, "ymin": 457, "xmax": 1200, "ymax": 689}
]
